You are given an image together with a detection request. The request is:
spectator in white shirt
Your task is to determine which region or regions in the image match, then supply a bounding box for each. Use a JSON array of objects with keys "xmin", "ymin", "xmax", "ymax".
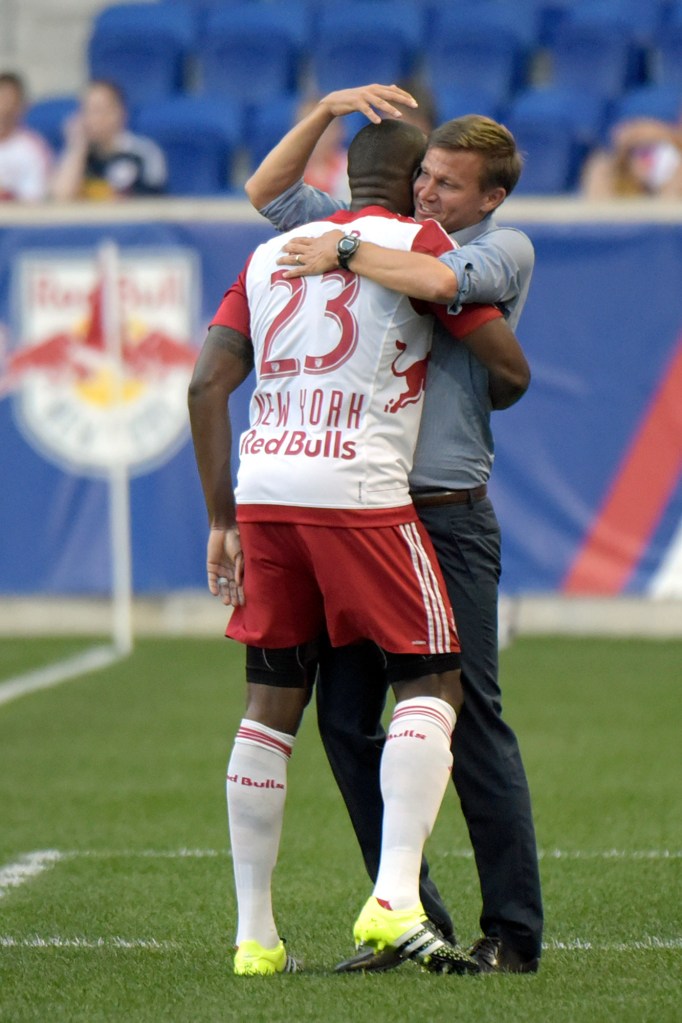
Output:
[{"xmin": 0, "ymin": 72, "xmax": 52, "ymax": 202}]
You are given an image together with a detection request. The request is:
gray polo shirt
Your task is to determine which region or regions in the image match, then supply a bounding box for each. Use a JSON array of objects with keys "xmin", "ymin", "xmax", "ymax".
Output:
[{"xmin": 260, "ymin": 181, "xmax": 534, "ymax": 489}]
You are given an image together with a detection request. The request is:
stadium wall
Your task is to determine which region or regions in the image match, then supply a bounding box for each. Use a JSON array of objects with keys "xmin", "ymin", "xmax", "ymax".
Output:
[{"xmin": 0, "ymin": 198, "xmax": 680, "ymax": 634}]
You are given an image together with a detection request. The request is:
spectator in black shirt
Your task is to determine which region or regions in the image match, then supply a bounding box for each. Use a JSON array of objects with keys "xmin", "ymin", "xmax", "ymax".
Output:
[{"xmin": 51, "ymin": 79, "xmax": 166, "ymax": 200}]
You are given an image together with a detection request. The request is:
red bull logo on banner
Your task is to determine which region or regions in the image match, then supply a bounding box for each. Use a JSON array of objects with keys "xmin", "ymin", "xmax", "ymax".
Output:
[{"xmin": 3, "ymin": 248, "xmax": 199, "ymax": 476}]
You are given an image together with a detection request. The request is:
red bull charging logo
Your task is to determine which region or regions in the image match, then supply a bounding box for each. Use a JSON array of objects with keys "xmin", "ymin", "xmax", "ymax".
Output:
[
  {"xmin": 384, "ymin": 339, "xmax": 430, "ymax": 413},
  {"xmin": 1, "ymin": 249, "xmax": 199, "ymax": 476}
]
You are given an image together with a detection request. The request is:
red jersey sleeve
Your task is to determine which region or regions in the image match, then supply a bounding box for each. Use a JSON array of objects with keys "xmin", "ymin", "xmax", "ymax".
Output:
[
  {"xmin": 210, "ymin": 257, "xmax": 252, "ymax": 338},
  {"xmin": 410, "ymin": 219, "xmax": 503, "ymax": 339},
  {"xmin": 411, "ymin": 218, "xmax": 455, "ymax": 259},
  {"xmin": 430, "ymin": 300, "xmax": 502, "ymax": 338}
]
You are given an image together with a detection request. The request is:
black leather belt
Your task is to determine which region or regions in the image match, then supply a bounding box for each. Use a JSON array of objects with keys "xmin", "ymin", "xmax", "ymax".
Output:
[{"xmin": 411, "ymin": 484, "xmax": 488, "ymax": 508}]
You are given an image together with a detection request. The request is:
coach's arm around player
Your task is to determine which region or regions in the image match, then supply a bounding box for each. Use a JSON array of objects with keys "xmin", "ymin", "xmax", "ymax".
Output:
[{"xmin": 278, "ymin": 234, "xmax": 530, "ymax": 411}]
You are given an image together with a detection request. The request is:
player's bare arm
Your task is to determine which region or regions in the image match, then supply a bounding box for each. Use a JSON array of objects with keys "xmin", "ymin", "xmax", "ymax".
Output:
[
  {"xmin": 279, "ymin": 232, "xmax": 460, "ymax": 304},
  {"xmin": 457, "ymin": 318, "xmax": 531, "ymax": 409},
  {"xmin": 244, "ymin": 83, "xmax": 418, "ymax": 209},
  {"xmin": 188, "ymin": 325, "xmax": 254, "ymax": 607}
]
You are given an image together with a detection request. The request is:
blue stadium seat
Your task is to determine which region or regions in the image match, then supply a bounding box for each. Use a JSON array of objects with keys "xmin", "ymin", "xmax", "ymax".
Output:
[
  {"xmin": 652, "ymin": 6, "xmax": 682, "ymax": 91},
  {"xmin": 434, "ymin": 0, "xmax": 542, "ymax": 48},
  {"xmin": 535, "ymin": 0, "xmax": 575, "ymax": 46},
  {"xmin": 547, "ymin": 19, "xmax": 642, "ymax": 100},
  {"xmin": 507, "ymin": 86, "xmax": 608, "ymax": 149},
  {"xmin": 309, "ymin": 2, "xmax": 425, "ymax": 94},
  {"xmin": 567, "ymin": 0, "xmax": 667, "ymax": 43},
  {"xmin": 87, "ymin": 2, "xmax": 197, "ymax": 108},
  {"xmin": 432, "ymin": 84, "xmax": 504, "ymax": 125},
  {"xmin": 505, "ymin": 109, "xmax": 583, "ymax": 194},
  {"xmin": 607, "ymin": 85, "xmax": 682, "ymax": 129},
  {"xmin": 198, "ymin": 3, "xmax": 311, "ymax": 104},
  {"xmin": 243, "ymin": 96, "xmax": 299, "ymax": 172},
  {"xmin": 24, "ymin": 95, "xmax": 80, "ymax": 153},
  {"xmin": 664, "ymin": 0, "xmax": 682, "ymax": 21},
  {"xmin": 423, "ymin": 4, "xmax": 536, "ymax": 107},
  {"xmin": 133, "ymin": 96, "xmax": 242, "ymax": 196}
]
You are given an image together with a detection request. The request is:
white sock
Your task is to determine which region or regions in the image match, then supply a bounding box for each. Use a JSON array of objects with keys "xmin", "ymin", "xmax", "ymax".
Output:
[
  {"xmin": 374, "ymin": 696, "xmax": 456, "ymax": 912},
  {"xmin": 226, "ymin": 718, "xmax": 295, "ymax": 948}
]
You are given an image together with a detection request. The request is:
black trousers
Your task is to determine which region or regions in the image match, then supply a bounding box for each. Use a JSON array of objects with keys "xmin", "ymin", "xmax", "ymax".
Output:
[{"xmin": 315, "ymin": 497, "xmax": 543, "ymax": 960}]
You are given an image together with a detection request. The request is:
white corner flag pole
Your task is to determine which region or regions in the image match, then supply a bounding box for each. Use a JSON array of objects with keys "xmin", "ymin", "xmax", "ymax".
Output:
[
  {"xmin": 100, "ymin": 239, "xmax": 134, "ymax": 657},
  {"xmin": 0, "ymin": 242, "xmax": 134, "ymax": 710}
]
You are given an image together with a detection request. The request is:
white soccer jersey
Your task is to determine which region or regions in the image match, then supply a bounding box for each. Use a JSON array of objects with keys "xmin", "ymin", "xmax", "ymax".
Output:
[{"xmin": 212, "ymin": 206, "xmax": 499, "ymax": 513}]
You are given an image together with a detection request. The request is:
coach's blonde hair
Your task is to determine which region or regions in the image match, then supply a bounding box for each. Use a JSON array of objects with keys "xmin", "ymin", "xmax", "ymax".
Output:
[{"xmin": 428, "ymin": 115, "xmax": 523, "ymax": 195}]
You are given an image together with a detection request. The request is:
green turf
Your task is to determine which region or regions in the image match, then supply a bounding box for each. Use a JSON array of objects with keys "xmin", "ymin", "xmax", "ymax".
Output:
[{"xmin": 0, "ymin": 635, "xmax": 680, "ymax": 1022}]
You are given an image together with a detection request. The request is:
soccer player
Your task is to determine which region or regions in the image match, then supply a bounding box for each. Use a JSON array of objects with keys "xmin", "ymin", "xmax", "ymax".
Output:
[
  {"xmin": 245, "ymin": 83, "xmax": 544, "ymax": 974},
  {"xmin": 188, "ymin": 120, "xmax": 530, "ymax": 976}
]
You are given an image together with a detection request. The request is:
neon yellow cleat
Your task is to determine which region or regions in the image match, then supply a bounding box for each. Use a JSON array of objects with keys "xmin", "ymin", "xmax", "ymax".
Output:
[
  {"xmin": 234, "ymin": 939, "xmax": 302, "ymax": 976},
  {"xmin": 350, "ymin": 897, "xmax": 478, "ymax": 975}
]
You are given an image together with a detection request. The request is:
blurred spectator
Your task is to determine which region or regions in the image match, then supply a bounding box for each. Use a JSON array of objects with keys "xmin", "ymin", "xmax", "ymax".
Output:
[
  {"xmin": 296, "ymin": 95, "xmax": 350, "ymax": 201},
  {"xmin": 394, "ymin": 77, "xmax": 438, "ymax": 135},
  {"xmin": 50, "ymin": 80, "xmax": 167, "ymax": 200},
  {"xmin": 581, "ymin": 117, "xmax": 682, "ymax": 198},
  {"xmin": 0, "ymin": 72, "xmax": 52, "ymax": 202}
]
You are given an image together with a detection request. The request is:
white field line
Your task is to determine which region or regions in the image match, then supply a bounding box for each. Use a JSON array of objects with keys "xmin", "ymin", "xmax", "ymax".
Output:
[
  {"xmin": 1, "ymin": 848, "xmax": 679, "ymax": 956},
  {"xmin": 0, "ymin": 850, "xmax": 62, "ymax": 899},
  {"xmin": 2, "ymin": 848, "xmax": 678, "ymax": 885},
  {"xmin": 16, "ymin": 846, "xmax": 678, "ymax": 862},
  {"xmin": 0, "ymin": 645, "xmax": 123, "ymax": 708},
  {"xmin": 0, "ymin": 935, "xmax": 177, "ymax": 950},
  {"xmin": 441, "ymin": 848, "xmax": 682, "ymax": 861},
  {"xmin": 545, "ymin": 938, "xmax": 682, "ymax": 952},
  {"xmin": 62, "ymin": 848, "xmax": 226, "ymax": 859},
  {"xmin": 539, "ymin": 849, "xmax": 682, "ymax": 860},
  {"xmin": 0, "ymin": 934, "xmax": 679, "ymax": 953}
]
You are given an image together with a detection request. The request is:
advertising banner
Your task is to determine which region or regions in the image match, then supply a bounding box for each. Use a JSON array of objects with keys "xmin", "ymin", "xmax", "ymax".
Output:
[{"xmin": 1, "ymin": 211, "xmax": 680, "ymax": 597}]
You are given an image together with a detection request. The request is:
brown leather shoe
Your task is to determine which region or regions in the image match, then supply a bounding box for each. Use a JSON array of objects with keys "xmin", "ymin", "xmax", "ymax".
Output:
[{"xmin": 469, "ymin": 936, "xmax": 539, "ymax": 974}]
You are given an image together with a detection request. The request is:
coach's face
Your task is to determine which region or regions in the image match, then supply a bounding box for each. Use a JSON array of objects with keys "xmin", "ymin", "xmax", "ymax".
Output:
[{"xmin": 413, "ymin": 147, "xmax": 506, "ymax": 234}]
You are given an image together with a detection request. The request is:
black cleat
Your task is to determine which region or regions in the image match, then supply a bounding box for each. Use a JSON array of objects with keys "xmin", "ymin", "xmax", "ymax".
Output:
[
  {"xmin": 335, "ymin": 936, "xmax": 479, "ymax": 975},
  {"xmin": 335, "ymin": 944, "xmax": 403, "ymax": 973},
  {"xmin": 337, "ymin": 898, "xmax": 478, "ymax": 976},
  {"xmin": 469, "ymin": 936, "xmax": 539, "ymax": 974}
]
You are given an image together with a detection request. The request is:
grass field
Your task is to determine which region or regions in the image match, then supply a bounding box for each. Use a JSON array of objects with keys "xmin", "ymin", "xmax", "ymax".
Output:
[{"xmin": 0, "ymin": 634, "xmax": 680, "ymax": 1022}]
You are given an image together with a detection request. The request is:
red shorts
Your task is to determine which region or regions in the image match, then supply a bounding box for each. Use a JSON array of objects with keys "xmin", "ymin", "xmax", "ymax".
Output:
[{"xmin": 227, "ymin": 516, "xmax": 459, "ymax": 655}]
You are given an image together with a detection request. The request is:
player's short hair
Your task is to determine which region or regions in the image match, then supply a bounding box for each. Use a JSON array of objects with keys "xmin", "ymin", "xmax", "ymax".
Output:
[
  {"xmin": 428, "ymin": 115, "xmax": 523, "ymax": 195},
  {"xmin": 347, "ymin": 119, "xmax": 427, "ymax": 185}
]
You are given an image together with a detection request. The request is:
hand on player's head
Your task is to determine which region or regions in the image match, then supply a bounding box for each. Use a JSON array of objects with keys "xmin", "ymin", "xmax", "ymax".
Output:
[{"xmin": 322, "ymin": 83, "xmax": 418, "ymax": 124}]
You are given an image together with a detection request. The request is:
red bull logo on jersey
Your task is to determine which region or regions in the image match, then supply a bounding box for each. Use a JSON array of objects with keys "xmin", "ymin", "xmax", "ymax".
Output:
[
  {"xmin": 385, "ymin": 340, "xmax": 430, "ymax": 413},
  {"xmin": 1, "ymin": 249, "xmax": 199, "ymax": 476},
  {"xmin": 240, "ymin": 427, "xmax": 357, "ymax": 460}
]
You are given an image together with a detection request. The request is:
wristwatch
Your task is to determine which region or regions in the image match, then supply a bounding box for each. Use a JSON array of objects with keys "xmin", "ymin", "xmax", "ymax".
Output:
[{"xmin": 337, "ymin": 234, "xmax": 360, "ymax": 270}]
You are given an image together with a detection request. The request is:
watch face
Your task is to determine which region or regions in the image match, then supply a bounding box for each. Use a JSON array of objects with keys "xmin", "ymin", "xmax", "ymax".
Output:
[{"xmin": 338, "ymin": 235, "xmax": 359, "ymax": 268}]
